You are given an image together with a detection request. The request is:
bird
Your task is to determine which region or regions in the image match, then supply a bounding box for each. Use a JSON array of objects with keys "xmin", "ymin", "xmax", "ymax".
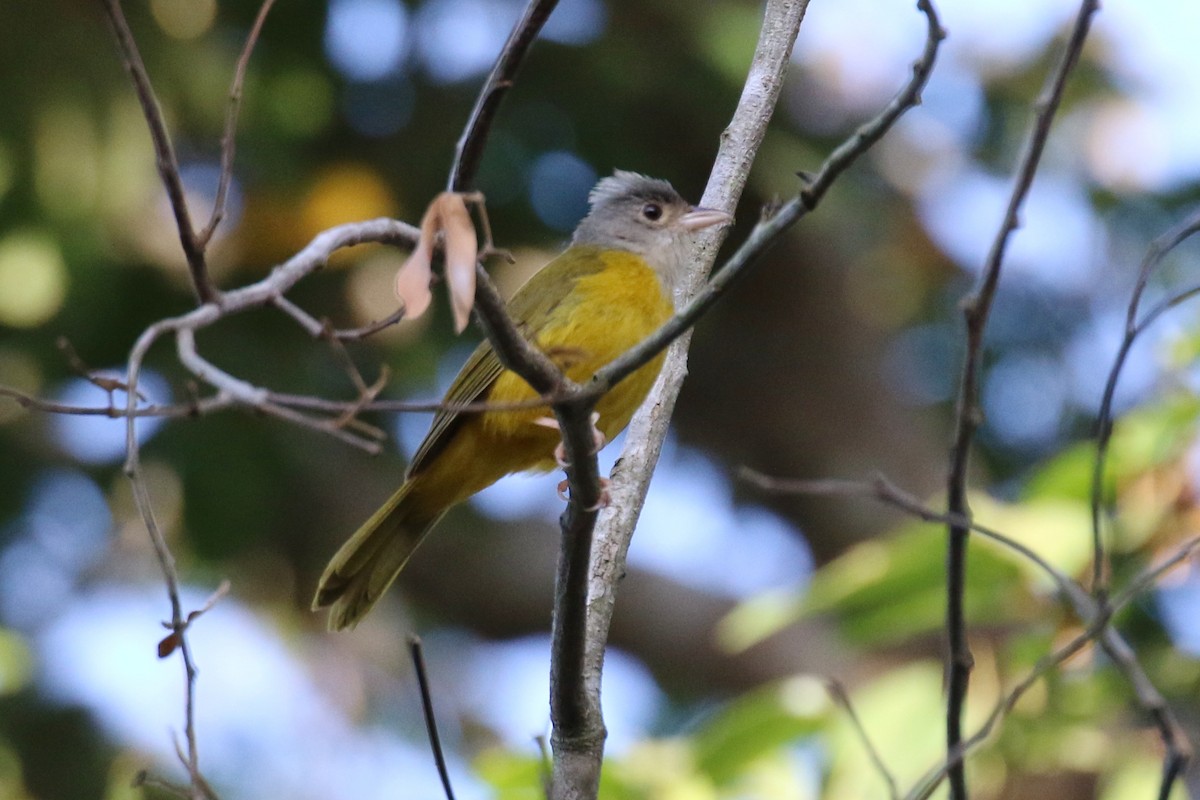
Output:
[{"xmin": 313, "ymin": 170, "xmax": 732, "ymax": 630}]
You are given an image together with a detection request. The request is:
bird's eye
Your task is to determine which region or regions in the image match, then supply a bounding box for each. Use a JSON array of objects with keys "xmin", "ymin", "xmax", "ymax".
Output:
[{"xmin": 641, "ymin": 203, "xmax": 663, "ymax": 221}]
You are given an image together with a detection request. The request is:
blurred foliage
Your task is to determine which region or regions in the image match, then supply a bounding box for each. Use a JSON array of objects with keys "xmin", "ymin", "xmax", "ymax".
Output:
[{"xmin": 1, "ymin": 1, "xmax": 1200, "ymax": 799}]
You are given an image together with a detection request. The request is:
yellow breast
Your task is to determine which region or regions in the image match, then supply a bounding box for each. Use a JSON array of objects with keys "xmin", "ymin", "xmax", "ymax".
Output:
[{"xmin": 483, "ymin": 247, "xmax": 674, "ymax": 460}]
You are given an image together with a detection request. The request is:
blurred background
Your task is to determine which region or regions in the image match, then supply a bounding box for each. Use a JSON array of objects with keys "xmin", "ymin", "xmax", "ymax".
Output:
[{"xmin": 2, "ymin": 0, "xmax": 1200, "ymax": 797}]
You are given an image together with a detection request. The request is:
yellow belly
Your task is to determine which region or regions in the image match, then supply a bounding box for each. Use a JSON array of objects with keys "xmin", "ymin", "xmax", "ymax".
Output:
[{"xmin": 416, "ymin": 250, "xmax": 674, "ymax": 504}]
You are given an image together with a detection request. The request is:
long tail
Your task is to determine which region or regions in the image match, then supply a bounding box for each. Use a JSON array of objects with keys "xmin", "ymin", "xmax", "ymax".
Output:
[{"xmin": 312, "ymin": 478, "xmax": 445, "ymax": 630}]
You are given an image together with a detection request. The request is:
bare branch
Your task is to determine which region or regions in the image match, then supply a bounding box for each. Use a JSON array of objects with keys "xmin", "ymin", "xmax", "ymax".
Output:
[
  {"xmin": 0, "ymin": 384, "xmax": 232, "ymax": 419},
  {"xmin": 448, "ymin": 0, "xmax": 560, "ymax": 193},
  {"xmin": 333, "ymin": 308, "xmax": 408, "ymax": 340},
  {"xmin": 1096, "ymin": 631, "xmax": 1191, "ymax": 800},
  {"xmin": 739, "ymin": 469, "xmax": 1087, "ymax": 610},
  {"xmin": 1090, "ymin": 206, "xmax": 1200, "ymax": 591},
  {"xmin": 744, "ymin": 464, "xmax": 1195, "ymax": 798},
  {"xmin": 589, "ymin": 0, "xmax": 943, "ymax": 394},
  {"xmin": 409, "ymin": 636, "xmax": 457, "ymax": 800},
  {"xmin": 826, "ymin": 679, "xmax": 900, "ymax": 800},
  {"xmin": 116, "ymin": 319, "xmax": 210, "ymax": 796},
  {"xmin": 942, "ymin": 4, "xmax": 1099, "ymax": 795},
  {"xmin": 578, "ymin": 3, "xmax": 940, "ymax": 797},
  {"xmin": 196, "ymin": 0, "xmax": 277, "ymax": 246},
  {"xmin": 904, "ymin": 528, "xmax": 1199, "ymax": 800},
  {"xmin": 99, "ymin": 0, "xmax": 218, "ymax": 304}
]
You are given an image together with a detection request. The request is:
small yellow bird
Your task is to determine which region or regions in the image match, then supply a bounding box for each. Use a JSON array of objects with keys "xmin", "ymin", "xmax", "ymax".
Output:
[{"xmin": 314, "ymin": 171, "xmax": 731, "ymax": 630}]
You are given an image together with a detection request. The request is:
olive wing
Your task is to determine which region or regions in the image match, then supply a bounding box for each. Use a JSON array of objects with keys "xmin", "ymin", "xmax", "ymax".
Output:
[{"xmin": 405, "ymin": 247, "xmax": 608, "ymax": 476}]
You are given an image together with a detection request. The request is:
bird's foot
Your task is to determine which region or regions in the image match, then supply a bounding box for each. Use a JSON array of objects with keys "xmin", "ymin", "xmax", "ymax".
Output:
[
  {"xmin": 532, "ymin": 412, "xmax": 606, "ymax": 467},
  {"xmin": 556, "ymin": 477, "xmax": 612, "ymax": 511}
]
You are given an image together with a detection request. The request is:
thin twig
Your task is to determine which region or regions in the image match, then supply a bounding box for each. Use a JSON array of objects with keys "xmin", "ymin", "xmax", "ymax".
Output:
[
  {"xmin": 745, "ymin": 466, "xmax": 1196, "ymax": 798},
  {"xmin": 409, "ymin": 636, "xmax": 457, "ymax": 800},
  {"xmin": 121, "ymin": 321, "xmax": 214, "ymax": 799},
  {"xmin": 196, "ymin": 0, "xmax": 277, "ymax": 246},
  {"xmin": 739, "ymin": 469, "xmax": 1086, "ymax": 609},
  {"xmin": 447, "ymin": 0, "xmax": 560, "ymax": 193},
  {"xmin": 99, "ymin": 0, "xmax": 217, "ymax": 304},
  {"xmin": 0, "ymin": 385, "xmax": 232, "ymax": 418},
  {"xmin": 826, "ymin": 679, "xmax": 900, "ymax": 800},
  {"xmin": 904, "ymin": 532, "xmax": 1199, "ymax": 800},
  {"xmin": 942, "ymin": 5, "xmax": 1098, "ymax": 796},
  {"xmin": 589, "ymin": 0, "xmax": 944, "ymax": 394},
  {"xmin": 1096, "ymin": 631, "xmax": 1191, "ymax": 800},
  {"xmin": 333, "ymin": 308, "xmax": 409, "ymax": 340},
  {"xmin": 1090, "ymin": 207, "xmax": 1200, "ymax": 592}
]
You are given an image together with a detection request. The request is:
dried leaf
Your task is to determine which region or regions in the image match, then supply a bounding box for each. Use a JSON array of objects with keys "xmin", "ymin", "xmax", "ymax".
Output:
[
  {"xmin": 394, "ymin": 241, "xmax": 434, "ymax": 320},
  {"xmin": 434, "ymin": 193, "xmax": 478, "ymax": 332},
  {"xmin": 392, "ymin": 192, "xmax": 479, "ymax": 330},
  {"xmin": 157, "ymin": 631, "xmax": 181, "ymax": 659}
]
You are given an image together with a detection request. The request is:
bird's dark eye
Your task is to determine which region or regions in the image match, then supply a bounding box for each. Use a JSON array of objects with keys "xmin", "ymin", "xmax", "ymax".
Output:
[{"xmin": 641, "ymin": 203, "xmax": 663, "ymax": 221}]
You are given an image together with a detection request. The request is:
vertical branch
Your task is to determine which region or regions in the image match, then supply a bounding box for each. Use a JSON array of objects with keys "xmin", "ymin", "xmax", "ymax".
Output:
[
  {"xmin": 448, "ymin": 0, "xmax": 560, "ymax": 192},
  {"xmin": 101, "ymin": 1, "xmax": 279, "ymax": 791},
  {"xmin": 122, "ymin": 323, "xmax": 216, "ymax": 799},
  {"xmin": 569, "ymin": 0, "xmax": 813, "ymax": 795},
  {"xmin": 584, "ymin": 0, "xmax": 942, "ymax": 782},
  {"xmin": 942, "ymin": 3, "xmax": 1098, "ymax": 798},
  {"xmin": 99, "ymin": 0, "xmax": 218, "ymax": 304}
]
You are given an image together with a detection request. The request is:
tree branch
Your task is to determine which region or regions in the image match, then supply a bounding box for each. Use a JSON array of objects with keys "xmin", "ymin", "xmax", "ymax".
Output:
[
  {"xmin": 447, "ymin": 0, "xmax": 560, "ymax": 193},
  {"xmin": 409, "ymin": 636, "xmax": 457, "ymax": 800},
  {"xmin": 589, "ymin": 0, "xmax": 943, "ymax": 393},
  {"xmin": 743, "ymin": 467, "xmax": 1194, "ymax": 799},
  {"xmin": 196, "ymin": 0, "xmax": 277, "ymax": 247},
  {"xmin": 1090, "ymin": 206, "xmax": 1200, "ymax": 591},
  {"xmin": 942, "ymin": 4, "xmax": 1098, "ymax": 796},
  {"xmin": 576, "ymin": 2, "xmax": 940, "ymax": 796},
  {"xmin": 99, "ymin": 0, "xmax": 218, "ymax": 304}
]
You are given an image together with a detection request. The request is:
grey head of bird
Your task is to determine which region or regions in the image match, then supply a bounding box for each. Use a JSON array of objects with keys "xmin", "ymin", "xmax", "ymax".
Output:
[{"xmin": 571, "ymin": 170, "xmax": 732, "ymax": 293}]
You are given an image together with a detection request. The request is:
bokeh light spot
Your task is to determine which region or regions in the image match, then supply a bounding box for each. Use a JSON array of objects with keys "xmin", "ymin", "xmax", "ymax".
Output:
[
  {"xmin": 982, "ymin": 353, "xmax": 1068, "ymax": 448},
  {"xmin": 919, "ymin": 169, "xmax": 1101, "ymax": 293},
  {"xmin": 0, "ymin": 629, "xmax": 33, "ymax": 695},
  {"xmin": 302, "ymin": 164, "xmax": 398, "ymax": 244},
  {"xmin": 50, "ymin": 370, "xmax": 170, "ymax": 464},
  {"xmin": 1086, "ymin": 99, "xmax": 1170, "ymax": 191},
  {"xmin": 415, "ymin": 0, "xmax": 516, "ymax": 84},
  {"xmin": 324, "ymin": 0, "xmax": 410, "ymax": 82},
  {"xmin": 541, "ymin": 0, "xmax": 606, "ymax": 45},
  {"xmin": 150, "ymin": 0, "xmax": 217, "ymax": 40},
  {"xmin": 34, "ymin": 104, "xmax": 99, "ymax": 217},
  {"xmin": 528, "ymin": 151, "xmax": 595, "ymax": 233},
  {"xmin": 0, "ymin": 230, "xmax": 68, "ymax": 328}
]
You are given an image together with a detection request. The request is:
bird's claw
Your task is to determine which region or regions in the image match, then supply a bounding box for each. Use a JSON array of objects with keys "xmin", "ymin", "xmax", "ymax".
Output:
[
  {"xmin": 534, "ymin": 412, "xmax": 605, "ymax": 468},
  {"xmin": 557, "ymin": 477, "xmax": 612, "ymax": 511}
]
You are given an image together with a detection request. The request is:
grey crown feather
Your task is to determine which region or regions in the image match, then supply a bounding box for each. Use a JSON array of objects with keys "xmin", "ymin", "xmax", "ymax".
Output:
[{"xmin": 587, "ymin": 170, "xmax": 681, "ymax": 209}]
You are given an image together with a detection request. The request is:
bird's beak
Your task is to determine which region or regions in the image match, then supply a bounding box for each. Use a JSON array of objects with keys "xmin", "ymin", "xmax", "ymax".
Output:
[{"xmin": 678, "ymin": 206, "xmax": 734, "ymax": 232}]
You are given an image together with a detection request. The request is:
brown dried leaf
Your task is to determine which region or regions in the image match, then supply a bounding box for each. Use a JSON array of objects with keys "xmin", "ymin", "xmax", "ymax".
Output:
[
  {"xmin": 393, "ymin": 192, "xmax": 479, "ymax": 330},
  {"xmin": 394, "ymin": 240, "xmax": 434, "ymax": 320},
  {"xmin": 434, "ymin": 193, "xmax": 478, "ymax": 333},
  {"xmin": 157, "ymin": 631, "xmax": 181, "ymax": 659}
]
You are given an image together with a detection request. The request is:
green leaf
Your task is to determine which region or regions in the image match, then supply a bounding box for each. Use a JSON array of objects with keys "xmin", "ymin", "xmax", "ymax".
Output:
[
  {"xmin": 717, "ymin": 490, "xmax": 1097, "ymax": 650},
  {"xmin": 474, "ymin": 749, "xmax": 544, "ymax": 800},
  {"xmin": 691, "ymin": 676, "xmax": 829, "ymax": 786}
]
